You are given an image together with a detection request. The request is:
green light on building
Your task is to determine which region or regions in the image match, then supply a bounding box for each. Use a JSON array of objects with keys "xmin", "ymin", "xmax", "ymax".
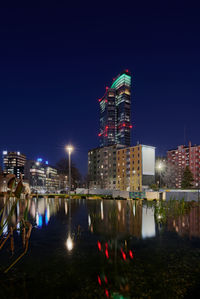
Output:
[{"xmin": 111, "ymin": 74, "xmax": 131, "ymax": 89}]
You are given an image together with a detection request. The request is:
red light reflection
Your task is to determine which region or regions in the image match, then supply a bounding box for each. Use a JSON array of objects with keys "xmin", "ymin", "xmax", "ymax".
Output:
[
  {"xmin": 97, "ymin": 241, "xmax": 101, "ymax": 251},
  {"xmin": 105, "ymin": 289, "xmax": 109, "ymax": 298},
  {"xmin": 129, "ymin": 250, "xmax": 134, "ymax": 259},
  {"xmin": 121, "ymin": 248, "xmax": 126, "ymax": 260},
  {"xmin": 97, "ymin": 275, "xmax": 101, "ymax": 286}
]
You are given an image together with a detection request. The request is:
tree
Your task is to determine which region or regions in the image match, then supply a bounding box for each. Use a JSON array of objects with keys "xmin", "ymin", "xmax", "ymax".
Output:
[
  {"xmin": 56, "ymin": 158, "xmax": 82, "ymax": 189},
  {"xmin": 82, "ymin": 174, "xmax": 91, "ymax": 189},
  {"xmin": 181, "ymin": 166, "xmax": 194, "ymax": 189},
  {"xmin": 162, "ymin": 163, "xmax": 177, "ymax": 188},
  {"xmin": 150, "ymin": 183, "xmax": 159, "ymax": 191}
]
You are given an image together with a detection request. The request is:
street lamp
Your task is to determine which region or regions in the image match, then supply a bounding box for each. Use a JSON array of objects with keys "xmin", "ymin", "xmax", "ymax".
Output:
[
  {"xmin": 65, "ymin": 145, "xmax": 74, "ymax": 197},
  {"xmin": 65, "ymin": 145, "xmax": 74, "ymax": 252},
  {"xmin": 157, "ymin": 162, "xmax": 163, "ymax": 189}
]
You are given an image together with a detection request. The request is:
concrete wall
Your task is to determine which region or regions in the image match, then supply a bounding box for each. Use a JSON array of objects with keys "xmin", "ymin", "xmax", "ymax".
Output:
[
  {"xmin": 89, "ymin": 189, "xmax": 113, "ymax": 195},
  {"xmin": 113, "ymin": 190, "xmax": 130, "ymax": 199},
  {"xmin": 166, "ymin": 190, "xmax": 200, "ymax": 201},
  {"xmin": 76, "ymin": 188, "xmax": 129, "ymax": 198},
  {"xmin": 76, "ymin": 188, "xmax": 200, "ymax": 201},
  {"xmin": 146, "ymin": 191, "xmax": 160, "ymax": 200}
]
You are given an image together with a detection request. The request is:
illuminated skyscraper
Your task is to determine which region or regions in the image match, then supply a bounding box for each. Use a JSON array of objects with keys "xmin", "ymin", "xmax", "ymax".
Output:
[
  {"xmin": 99, "ymin": 70, "xmax": 132, "ymax": 147},
  {"xmin": 2, "ymin": 151, "xmax": 26, "ymax": 179}
]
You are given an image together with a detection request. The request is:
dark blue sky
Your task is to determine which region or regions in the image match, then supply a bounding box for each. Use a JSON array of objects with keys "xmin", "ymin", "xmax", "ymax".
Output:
[{"xmin": 0, "ymin": 2, "xmax": 200, "ymax": 174}]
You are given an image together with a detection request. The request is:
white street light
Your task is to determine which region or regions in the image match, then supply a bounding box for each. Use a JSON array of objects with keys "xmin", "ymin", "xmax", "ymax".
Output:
[{"xmin": 66, "ymin": 145, "xmax": 73, "ymax": 155}]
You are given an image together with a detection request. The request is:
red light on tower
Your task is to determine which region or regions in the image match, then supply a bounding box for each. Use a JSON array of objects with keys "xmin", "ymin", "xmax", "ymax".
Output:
[
  {"xmin": 106, "ymin": 86, "xmax": 108, "ymax": 90},
  {"xmin": 129, "ymin": 125, "xmax": 133, "ymax": 129},
  {"xmin": 123, "ymin": 123, "xmax": 126, "ymax": 127}
]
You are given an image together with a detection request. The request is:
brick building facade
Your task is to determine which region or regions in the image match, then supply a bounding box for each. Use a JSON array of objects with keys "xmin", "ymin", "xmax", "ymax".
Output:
[{"xmin": 167, "ymin": 142, "xmax": 200, "ymax": 188}]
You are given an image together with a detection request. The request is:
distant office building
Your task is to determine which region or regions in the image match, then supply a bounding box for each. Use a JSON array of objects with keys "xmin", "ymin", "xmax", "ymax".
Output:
[
  {"xmin": 117, "ymin": 145, "xmax": 155, "ymax": 191},
  {"xmin": 29, "ymin": 161, "xmax": 46, "ymax": 191},
  {"xmin": 167, "ymin": 142, "xmax": 200, "ymax": 188},
  {"xmin": 25, "ymin": 158, "xmax": 61, "ymax": 192},
  {"xmin": 99, "ymin": 70, "xmax": 132, "ymax": 147},
  {"xmin": 45, "ymin": 166, "xmax": 60, "ymax": 192},
  {"xmin": 88, "ymin": 144, "xmax": 155, "ymax": 191},
  {"xmin": 3, "ymin": 151, "xmax": 26, "ymax": 179},
  {"xmin": 88, "ymin": 145, "xmax": 124, "ymax": 189}
]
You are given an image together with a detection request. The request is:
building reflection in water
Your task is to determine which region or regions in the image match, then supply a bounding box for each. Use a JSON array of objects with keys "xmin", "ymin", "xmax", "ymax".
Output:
[
  {"xmin": 87, "ymin": 200, "xmax": 143, "ymax": 238},
  {"xmin": 101, "ymin": 200, "xmax": 104, "ymax": 220},
  {"xmin": 1, "ymin": 197, "xmax": 200, "ymax": 297},
  {"xmin": 142, "ymin": 205, "xmax": 156, "ymax": 239},
  {"xmin": 1, "ymin": 198, "xmax": 200, "ymax": 240},
  {"xmin": 64, "ymin": 201, "xmax": 68, "ymax": 215},
  {"xmin": 0, "ymin": 197, "xmax": 61, "ymax": 232},
  {"xmin": 167, "ymin": 204, "xmax": 200, "ymax": 238}
]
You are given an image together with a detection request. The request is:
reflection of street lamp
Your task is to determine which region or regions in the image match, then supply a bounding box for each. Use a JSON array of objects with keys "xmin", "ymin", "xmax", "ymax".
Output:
[
  {"xmin": 66, "ymin": 234, "xmax": 73, "ymax": 251},
  {"xmin": 65, "ymin": 145, "xmax": 74, "ymax": 197}
]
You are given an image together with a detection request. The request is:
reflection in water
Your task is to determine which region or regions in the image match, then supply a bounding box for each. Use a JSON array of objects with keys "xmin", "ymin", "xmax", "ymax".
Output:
[
  {"xmin": 167, "ymin": 205, "xmax": 200, "ymax": 238},
  {"xmin": 1, "ymin": 198, "xmax": 200, "ymax": 298},
  {"xmin": 66, "ymin": 235, "xmax": 73, "ymax": 251},
  {"xmin": 36, "ymin": 212, "xmax": 43, "ymax": 228},
  {"xmin": 1, "ymin": 198, "xmax": 200, "ymax": 240},
  {"xmin": 64, "ymin": 201, "xmax": 68, "ymax": 215},
  {"xmin": 0, "ymin": 197, "xmax": 61, "ymax": 232},
  {"xmin": 142, "ymin": 206, "xmax": 155, "ymax": 239},
  {"xmin": 101, "ymin": 200, "xmax": 104, "ymax": 220}
]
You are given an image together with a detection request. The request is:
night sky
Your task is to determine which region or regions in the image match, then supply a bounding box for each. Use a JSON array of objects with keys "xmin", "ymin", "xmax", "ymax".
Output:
[{"xmin": 0, "ymin": 2, "xmax": 200, "ymax": 175}]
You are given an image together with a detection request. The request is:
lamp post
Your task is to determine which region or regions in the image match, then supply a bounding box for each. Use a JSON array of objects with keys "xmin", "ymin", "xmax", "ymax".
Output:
[
  {"xmin": 65, "ymin": 145, "xmax": 74, "ymax": 252},
  {"xmin": 158, "ymin": 163, "xmax": 163, "ymax": 189},
  {"xmin": 65, "ymin": 145, "xmax": 73, "ymax": 198}
]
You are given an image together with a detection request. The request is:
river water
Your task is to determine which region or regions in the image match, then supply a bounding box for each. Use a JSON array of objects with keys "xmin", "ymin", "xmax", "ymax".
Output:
[{"xmin": 0, "ymin": 198, "xmax": 200, "ymax": 298}]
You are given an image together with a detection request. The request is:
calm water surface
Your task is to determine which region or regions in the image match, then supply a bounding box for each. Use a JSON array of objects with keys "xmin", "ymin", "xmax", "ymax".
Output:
[{"xmin": 0, "ymin": 198, "xmax": 200, "ymax": 298}]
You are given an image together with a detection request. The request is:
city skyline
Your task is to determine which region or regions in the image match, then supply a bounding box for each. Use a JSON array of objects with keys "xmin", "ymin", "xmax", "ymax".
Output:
[{"xmin": 1, "ymin": 3, "xmax": 200, "ymax": 175}]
